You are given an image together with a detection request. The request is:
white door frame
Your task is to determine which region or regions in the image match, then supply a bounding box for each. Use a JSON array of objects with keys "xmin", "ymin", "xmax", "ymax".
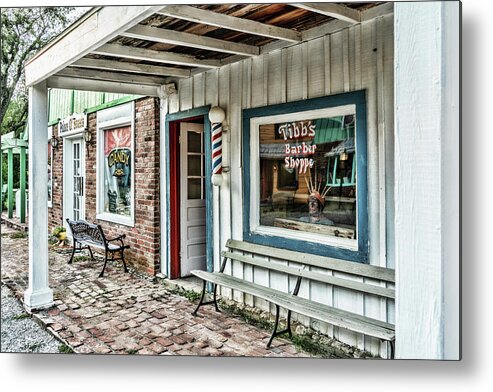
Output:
[
  {"xmin": 179, "ymin": 122, "xmax": 206, "ymax": 277},
  {"xmin": 63, "ymin": 135, "xmax": 86, "ymax": 229}
]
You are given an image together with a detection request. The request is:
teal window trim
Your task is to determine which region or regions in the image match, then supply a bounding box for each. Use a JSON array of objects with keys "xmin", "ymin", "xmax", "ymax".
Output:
[{"xmin": 242, "ymin": 90, "xmax": 369, "ymax": 263}]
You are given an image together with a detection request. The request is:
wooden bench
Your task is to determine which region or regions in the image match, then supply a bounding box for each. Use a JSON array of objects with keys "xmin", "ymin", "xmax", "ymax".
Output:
[
  {"xmin": 66, "ymin": 219, "xmax": 129, "ymax": 277},
  {"xmin": 191, "ymin": 239, "xmax": 395, "ymax": 358}
]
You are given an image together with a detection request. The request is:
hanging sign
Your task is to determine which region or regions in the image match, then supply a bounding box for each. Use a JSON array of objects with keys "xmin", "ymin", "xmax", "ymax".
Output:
[{"xmin": 59, "ymin": 113, "xmax": 87, "ymax": 137}]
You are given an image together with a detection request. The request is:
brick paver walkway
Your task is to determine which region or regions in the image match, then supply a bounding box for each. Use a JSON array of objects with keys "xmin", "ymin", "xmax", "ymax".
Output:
[{"xmin": 0, "ymin": 225, "xmax": 315, "ymax": 357}]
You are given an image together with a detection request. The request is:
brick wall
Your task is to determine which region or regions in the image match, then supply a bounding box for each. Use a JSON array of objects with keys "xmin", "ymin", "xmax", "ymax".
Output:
[
  {"xmin": 48, "ymin": 124, "xmax": 64, "ymax": 230},
  {"xmin": 50, "ymin": 97, "xmax": 162, "ymax": 276}
]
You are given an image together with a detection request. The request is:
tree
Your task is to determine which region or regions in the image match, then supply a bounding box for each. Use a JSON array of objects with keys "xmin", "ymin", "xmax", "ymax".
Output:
[{"xmin": 1, "ymin": 7, "xmax": 81, "ymax": 136}]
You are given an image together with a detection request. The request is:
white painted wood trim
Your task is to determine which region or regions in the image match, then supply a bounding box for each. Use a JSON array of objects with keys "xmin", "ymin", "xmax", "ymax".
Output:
[
  {"xmin": 394, "ymin": 1, "xmax": 460, "ymax": 360},
  {"xmin": 294, "ymin": 3, "xmax": 361, "ymax": 24},
  {"xmin": 71, "ymin": 58, "xmax": 191, "ymax": 78},
  {"xmin": 92, "ymin": 44, "xmax": 221, "ymax": 68},
  {"xmin": 47, "ymin": 76, "xmax": 159, "ymax": 97},
  {"xmin": 48, "ymin": 126, "xmax": 53, "ymax": 209},
  {"xmin": 25, "ymin": 81, "xmax": 54, "ymax": 310},
  {"xmin": 63, "ymin": 136, "xmax": 87, "ymax": 225},
  {"xmin": 95, "ymin": 102, "xmax": 135, "ymax": 228},
  {"xmin": 25, "ymin": 6, "xmax": 163, "ymax": 86},
  {"xmin": 56, "ymin": 67, "xmax": 168, "ymax": 86},
  {"xmin": 159, "ymin": 94, "xmax": 169, "ymax": 277},
  {"xmin": 122, "ymin": 24, "xmax": 260, "ymax": 57},
  {"xmin": 93, "ymin": 43, "xmax": 222, "ymax": 69},
  {"xmin": 157, "ymin": 5, "xmax": 302, "ymax": 43},
  {"xmin": 248, "ymin": 105, "xmax": 358, "ymax": 250}
]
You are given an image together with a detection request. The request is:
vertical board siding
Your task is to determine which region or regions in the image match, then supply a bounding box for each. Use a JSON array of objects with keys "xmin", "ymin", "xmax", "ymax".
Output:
[
  {"xmin": 286, "ymin": 45, "xmax": 303, "ymax": 102},
  {"xmin": 193, "ymin": 73, "xmax": 205, "ymax": 109},
  {"xmin": 307, "ymin": 38, "xmax": 325, "ymax": 99},
  {"xmin": 330, "ymin": 31, "xmax": 344, "ymax": 94},
  {"xmin": 169, "ymin": 16, "xmax": 394, "ymax": 357},
  {"xmin": 73, "ymin": 91, "xmax": 103, "ymax": 113},
  {"xmin": 48, "ymin": 89, "xmax": 71, "ymax": 122},
  {"xmin": 267, "ymin": 52, "xmax": 283, "ymax": 105},
  {"xmin": 48, "ymin": 89, "xmax": 140, "ymax": 123}
]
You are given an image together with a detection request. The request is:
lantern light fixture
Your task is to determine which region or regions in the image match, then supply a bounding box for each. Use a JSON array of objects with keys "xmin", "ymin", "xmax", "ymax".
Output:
[
  {"xmin": 84, "ymin": 129, "xmax": 92, "ymax": 143},
  {"xmin": 50, "ymin": 136, "xmax": 59, "ymax": 149}
]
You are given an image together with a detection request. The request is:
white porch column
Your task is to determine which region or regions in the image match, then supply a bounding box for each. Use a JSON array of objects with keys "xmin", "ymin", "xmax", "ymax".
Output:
[
  {"xmin": 394, "ymin": 2, "xmax": 460, "ymax": 359},
  {"xmin": 159, "ymin": 86, "xmax": 169, "ymax": 277},
  {"xmin": 24, "ymin": 81, "xmax": 53, "ymax": 310}
]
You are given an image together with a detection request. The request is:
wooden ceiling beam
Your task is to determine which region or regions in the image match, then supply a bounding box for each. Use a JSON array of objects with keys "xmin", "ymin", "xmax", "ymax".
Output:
[
  {"xmin": 293, "ymin": 3, "xmax": 361, "ymax": 24},
  {"xmin": 92, "ymin": 43, "xmax": 221, "ymax": 68},
  {"xmin": 47, "ymin": 75, "xmax": 159, "ymax": 97},
  {"xmin": 157, "ymin": 5, "xmax": 302, "ymax": 43},
  {"xmin": 121, "ymin": 24, "xmax": 260, "ymax": 57},
  {"xmin": 25, "ymin": 6, "xmax": 164, "ymax": 86},
  {"xmin": 70, "ymin": 58, "xmax": 191, "ymax": 78},
  {"xmin": 56, "ymin": 67, "xmax": 169, "ymax": 86}
]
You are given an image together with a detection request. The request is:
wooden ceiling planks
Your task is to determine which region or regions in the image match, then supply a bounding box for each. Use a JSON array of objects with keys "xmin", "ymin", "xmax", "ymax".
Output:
[{"xmin": 82, "ymin": 3, "xmax": 384, "ymax": 80}]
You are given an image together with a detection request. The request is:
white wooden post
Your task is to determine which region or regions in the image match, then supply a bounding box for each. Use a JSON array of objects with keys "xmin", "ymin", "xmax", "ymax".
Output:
[
  {"xmin": 394, "ymin": 1, "xmax": 460, "ymax": 359},
  {"xmin": 24, "ymin": 81, "xmax": 54, "ymax": 310},
  {"xmin": 158, "ymin": 85, "xmax": 169, "ymax": 277}
]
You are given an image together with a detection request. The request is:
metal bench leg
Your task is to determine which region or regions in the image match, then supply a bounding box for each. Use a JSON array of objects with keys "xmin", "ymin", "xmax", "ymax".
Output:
[
  {"xmin": 192, "ymin": 280, "xmax": 208, "ymax": 316},
  {"xmin": 267, "ymin": 305, "xmax": 281, "ymax": 348},
  {"xmin": 99, "ymin": 251, "xmax": 109, "ymax": 278},
  {"xmin": 213, "ymin": 284, "xmax": 220, "ymax": 312},
  {"xmin": 68, "ymin": 241, "xmax": 77, "ymax": 264},
  {"xmin": 192, "ymin": 281, "xmax": 220, "ymax": 315},
  {"xmin": 286, "ymin": 310, "xmax": 293, "ymax": 338},
  {"xmin": 87, "ymin": 246, "xmax": 94, "ymax": 260},
  {"xmin": 267, "ymin": 305, "xmax": 294, "ymax": 348},
  {"xmin": 121, "ymin": 249, "xmax": 128, "ymax": 273}
]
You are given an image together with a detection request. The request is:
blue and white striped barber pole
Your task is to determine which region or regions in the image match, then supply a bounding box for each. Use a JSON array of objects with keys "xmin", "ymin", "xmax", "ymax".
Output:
[{"xmin": 209, "ymin": 106, "xmax": 226, "ymax": 186}]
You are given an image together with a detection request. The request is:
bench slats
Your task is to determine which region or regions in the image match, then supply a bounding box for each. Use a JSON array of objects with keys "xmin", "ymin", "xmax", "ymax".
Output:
[
  {"xmin": 222, "ymin": 251, "xmax": 395, "ymax": 299},
  {"xmin": 192, "ymin": 270, "xmax": 395, "ymax": 341},
  {"xmin": 226, "ymin": 239, "xmax": 395, "ymax": 283}
]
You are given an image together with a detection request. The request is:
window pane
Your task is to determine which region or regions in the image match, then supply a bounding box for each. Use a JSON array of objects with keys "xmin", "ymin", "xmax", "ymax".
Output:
[
  {"xmin": 259, "ymin": 115, "xmax": 357, "ymax": 240},
  {"xmin": 188, "ymin": 131, "xmax": 201, "ymax": 153},
  {"xmin": 188, "ymin": 155, "xmax": 201, "ymax": 177},
  {"xmin": 103, "ymin": 126, "xmax": 132, "ymax": 216},
  {"xmin": 188, "ymin": 178, "xmax": 202, "ymax": 200}
]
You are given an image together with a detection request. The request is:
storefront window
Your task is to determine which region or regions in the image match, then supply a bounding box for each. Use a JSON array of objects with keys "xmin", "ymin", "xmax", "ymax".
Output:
[
  {"xmin": 259, "ymin": 115, "xmax": 356, "ymax": 240},
  {"xmin": 243, "ymin": 92, "xmax": 368, "ymax": 262},
  {"xmin": 103, "ymin": 126, "xmax": 132, "ymax": 217},
  {"xmin": 96, "ymin": 102, "xmax": 134, "ymax": 226}
]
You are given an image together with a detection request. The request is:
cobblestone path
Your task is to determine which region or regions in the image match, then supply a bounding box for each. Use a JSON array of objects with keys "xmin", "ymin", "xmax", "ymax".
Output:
[{"xmin": 1, "ymin": 224, "xmax": 314, "ymax": 357}]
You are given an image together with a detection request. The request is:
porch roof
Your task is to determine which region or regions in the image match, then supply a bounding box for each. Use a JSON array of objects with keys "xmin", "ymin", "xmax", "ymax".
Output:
[{"xmin": 25, "ymin": 2, "xmax": 393, "ymax": 97}]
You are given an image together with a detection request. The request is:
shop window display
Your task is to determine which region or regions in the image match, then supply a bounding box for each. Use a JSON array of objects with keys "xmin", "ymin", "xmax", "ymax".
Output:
[
  {"xmin": 103, "ymin": 126, "xmax": 132, "ymax": 217},
  {"xmin": 259, "ymin": 115, "xmax": 357, "ymax": 240}
]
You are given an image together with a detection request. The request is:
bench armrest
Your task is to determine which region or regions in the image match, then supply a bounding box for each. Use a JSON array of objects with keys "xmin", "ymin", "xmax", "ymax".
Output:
[{"xmin": 107, "ymin": 234, "xmax": 126, "ymax": 242}]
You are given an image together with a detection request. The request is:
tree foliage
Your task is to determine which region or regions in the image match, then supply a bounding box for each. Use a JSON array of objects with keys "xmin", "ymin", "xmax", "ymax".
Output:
[{"xmin": 1, "ymin": 7, "xmax": 78, "ymax": 136}]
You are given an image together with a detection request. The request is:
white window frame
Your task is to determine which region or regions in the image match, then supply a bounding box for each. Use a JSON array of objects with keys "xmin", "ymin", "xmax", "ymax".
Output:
[
  {"xmin": 47, "ymin": 126, "xmax": 53, "ymax": 208},
  {"xmin": 250, "ymin": 104, "xmax": 358, "ymax": 251},
  {"xmin": 96, "ymin": 102, "xmax": 135, "ymax": 227}
]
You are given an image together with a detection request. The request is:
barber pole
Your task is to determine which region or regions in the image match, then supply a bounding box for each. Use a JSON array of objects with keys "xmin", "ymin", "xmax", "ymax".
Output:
[
  {"xmin": 208, "ymin": 106, "xmax": 226, "ymax": 186},
  {"xmin": 212, "ymin": 122, "xmax": 222, "ymax": 174}
]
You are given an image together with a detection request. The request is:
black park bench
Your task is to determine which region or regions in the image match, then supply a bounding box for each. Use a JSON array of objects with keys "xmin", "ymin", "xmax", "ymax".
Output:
[
  {"xmin": 66, "ymin": 219, "xmax": 129, "ymax": 277},
  {"xmin": 191, "ymin": 239, "xmax": 395, "ymax": 358}
]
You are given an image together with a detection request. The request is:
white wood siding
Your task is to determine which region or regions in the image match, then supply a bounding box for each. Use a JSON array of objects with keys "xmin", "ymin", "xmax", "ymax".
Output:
[{"xmin": 169, "ymin": 15, "xmax": 394, "ymax": 357}]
